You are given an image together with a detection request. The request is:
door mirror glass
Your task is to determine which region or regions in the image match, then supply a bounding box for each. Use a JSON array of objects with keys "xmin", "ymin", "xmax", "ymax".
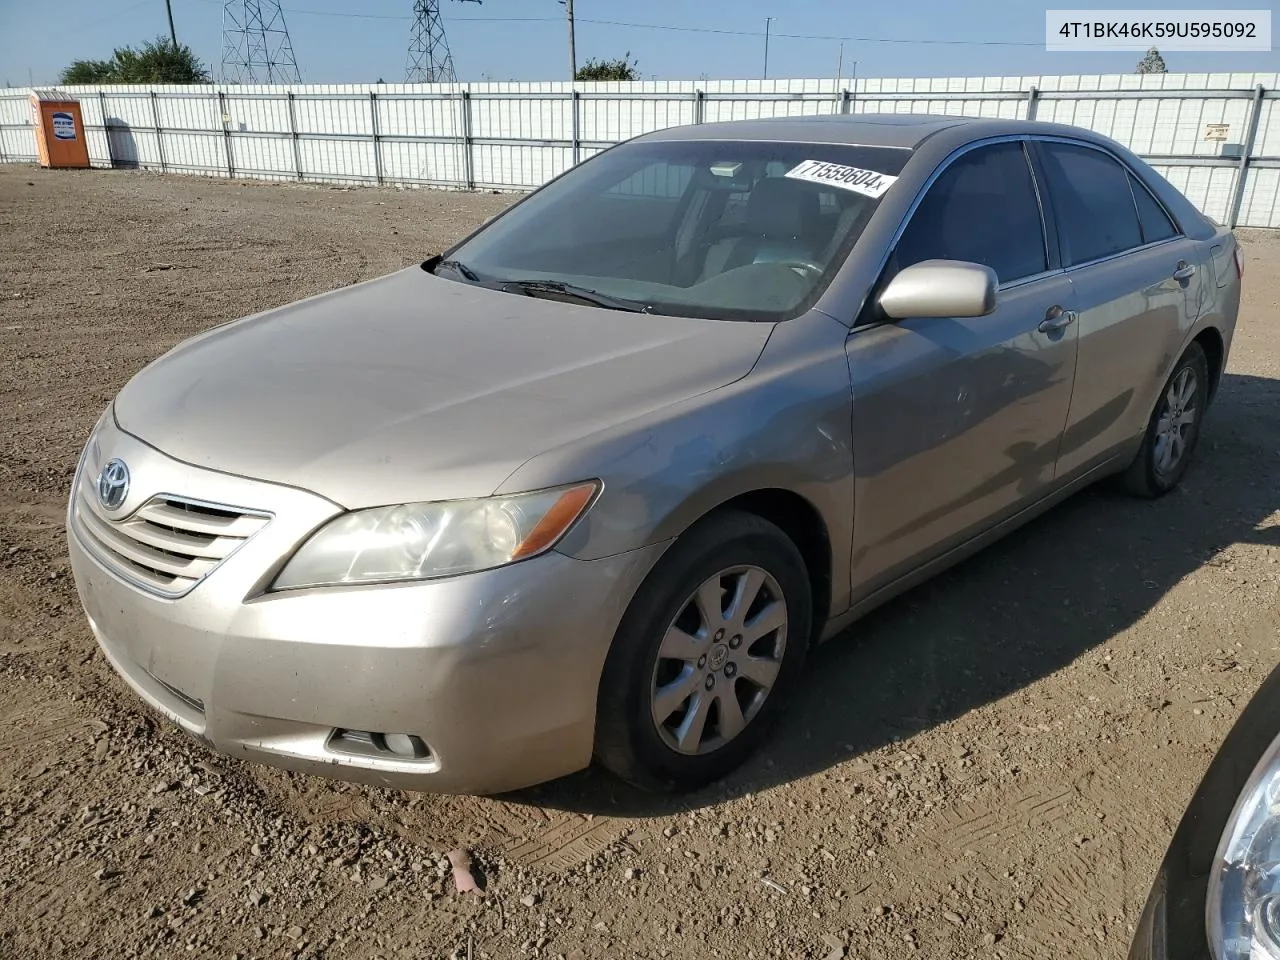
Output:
[{"xmin": 878, "ymin": 259, "xmax": 998, "ymax": 319}]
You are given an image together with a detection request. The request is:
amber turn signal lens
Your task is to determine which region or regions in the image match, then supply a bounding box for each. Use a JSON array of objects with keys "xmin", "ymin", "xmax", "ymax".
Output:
[{"xmin": 511, "ymin": 482, "xmax": 598, "ymax": 559}]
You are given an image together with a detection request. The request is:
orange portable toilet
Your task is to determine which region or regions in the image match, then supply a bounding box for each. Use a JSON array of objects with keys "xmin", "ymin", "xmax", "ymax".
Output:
[{"xmin": 30, "ymin": 90, "xmax": 91, "ymax": 169}]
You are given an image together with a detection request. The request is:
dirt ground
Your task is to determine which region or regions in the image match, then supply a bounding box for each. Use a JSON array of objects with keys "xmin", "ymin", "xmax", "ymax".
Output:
[{"xmin": 1, "ymin": 165, "xmax": 1278, "ymax": 960}]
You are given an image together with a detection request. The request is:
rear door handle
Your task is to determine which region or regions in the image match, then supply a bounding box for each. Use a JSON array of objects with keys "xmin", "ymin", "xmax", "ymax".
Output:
[
  {"xmin": 1172, "ymin": 261, "xmax": 1197, "ymax": 281},
  {"xmin": 1038, "ymin": 305, "xmax": 1078, "ymax": 334}
]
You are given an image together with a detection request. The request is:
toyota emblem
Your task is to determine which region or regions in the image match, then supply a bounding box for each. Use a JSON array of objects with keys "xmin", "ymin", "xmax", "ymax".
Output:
[{"xmin": 96, "ymin": 458, "xmax": 130, "ymax": 511}]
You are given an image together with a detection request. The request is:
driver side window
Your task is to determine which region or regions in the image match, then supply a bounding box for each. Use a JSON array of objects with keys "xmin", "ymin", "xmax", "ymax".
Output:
[{"xmin": 893, "ymin": 142, "xmax": 1049, "ymax": 286}]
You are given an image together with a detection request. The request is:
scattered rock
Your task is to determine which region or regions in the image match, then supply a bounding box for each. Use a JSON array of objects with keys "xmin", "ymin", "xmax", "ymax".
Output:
[{"xmin": 520, "ymin": 894, "xmax": 538, "ymax": 908}]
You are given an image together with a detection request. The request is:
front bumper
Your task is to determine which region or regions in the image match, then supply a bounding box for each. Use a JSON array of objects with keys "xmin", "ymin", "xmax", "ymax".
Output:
[{"xmin": 67, "ymin": 417, "xmax": 666, "ymax": 795}]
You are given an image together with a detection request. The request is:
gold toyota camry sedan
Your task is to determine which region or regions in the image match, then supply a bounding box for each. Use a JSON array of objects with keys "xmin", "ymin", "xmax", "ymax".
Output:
[{"xmin": 68, "ymin": 114, "xmax": 1243, "ymax": 794}]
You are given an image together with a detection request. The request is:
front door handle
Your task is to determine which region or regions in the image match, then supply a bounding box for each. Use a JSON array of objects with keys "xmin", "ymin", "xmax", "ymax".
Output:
[
  {"xmin": 1172, "ymin": 261, "xmax": 1197, "ymax": 282},
  {"xmin": 1038, "ymin": 305, "xmax": 1078, "ymax": 334}
]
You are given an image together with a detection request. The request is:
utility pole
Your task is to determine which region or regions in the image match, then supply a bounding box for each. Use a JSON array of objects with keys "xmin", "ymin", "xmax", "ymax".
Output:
[
  {"xmin": 165, "ymin": 0, "xmax": 178, "ymax": 46},
  {"xmin": 763, "ymin": 17, "xmax": 774, "ymax": 80},
  {"xmin": 560, "ymin": 0, "xmax": 576, "ymax": 80},
  {"xmin": 836, "ymin": 40, "xmax": 843, "ymax": 87}
]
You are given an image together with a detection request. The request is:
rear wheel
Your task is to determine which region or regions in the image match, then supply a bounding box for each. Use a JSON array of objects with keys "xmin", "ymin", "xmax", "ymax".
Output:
[
  {"xmin": 1122, "ymin": 342, "xmax": 1210, "ymax": 498},
  {"xmin": 595, "ymin": 511, "xmax": 811, "ymax": 792}
]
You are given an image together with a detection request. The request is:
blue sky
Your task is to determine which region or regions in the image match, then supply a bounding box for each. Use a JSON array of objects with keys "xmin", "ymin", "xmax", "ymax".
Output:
[{"xmin": 0, "ymin": 0, "xmax": 1276, "ymax": 86}]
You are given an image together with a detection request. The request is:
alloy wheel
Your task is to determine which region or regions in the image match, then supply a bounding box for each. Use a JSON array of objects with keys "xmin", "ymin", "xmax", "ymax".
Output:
[
  {"xmin": 1153, "ymin": 366, "xmax": 1199, "ymax": 479},
  {"xmin": 649, "ymin": 565, "xmax": 788, "ymax": 756}
]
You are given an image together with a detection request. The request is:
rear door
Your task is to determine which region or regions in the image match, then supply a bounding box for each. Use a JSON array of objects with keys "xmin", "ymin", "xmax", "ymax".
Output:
[
  {"xmin": 1031, "ymin": 139, "xmax": 1209, "ymax": 479},
  {"xmin": 846, "ymin": 140, "xmax": 1079, "ymax": 597}
]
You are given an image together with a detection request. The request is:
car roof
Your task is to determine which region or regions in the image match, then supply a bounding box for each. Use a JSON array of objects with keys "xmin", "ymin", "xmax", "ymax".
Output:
[{"xmin": 636, "ymin": 114, "xmax": 1103, "ymax": 151}]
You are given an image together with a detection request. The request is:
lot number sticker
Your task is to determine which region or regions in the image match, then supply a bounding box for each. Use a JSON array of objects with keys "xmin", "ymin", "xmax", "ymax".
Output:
[{"xmin": 785, "ymin": 160, "xmax": 897, "ymax": 198}]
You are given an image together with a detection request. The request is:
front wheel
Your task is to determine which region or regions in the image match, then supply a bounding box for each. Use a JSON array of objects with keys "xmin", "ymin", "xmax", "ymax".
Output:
[
  {"xmin": 594, "ymin": 511, "xmax": 812, "ymax": 792},
  {"xmin": 1122, "ymin": 341, "xmax": 1210, "ymax": 498}
]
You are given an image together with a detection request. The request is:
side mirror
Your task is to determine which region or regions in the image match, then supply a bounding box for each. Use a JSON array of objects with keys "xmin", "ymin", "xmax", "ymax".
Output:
[{"xmin": 878, "ymin": 259, "xmax": 998, "ymax": 320}]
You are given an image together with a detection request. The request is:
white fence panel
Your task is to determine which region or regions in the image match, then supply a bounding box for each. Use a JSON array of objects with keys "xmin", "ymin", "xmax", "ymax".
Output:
[
  {"xmin": 379, "ymin": 140, "xmax": 463, "ymax": 186},
  {"xmin": 0, "ymin": 74, "xmax": 1276, "ymax": 226},
  {"xmin": 377, "ymin": 94, "xmax": 459, "ymax": 139},
  {"xmin": 163, "ymin": 133, "xmax": 228, "ymax": 175}
]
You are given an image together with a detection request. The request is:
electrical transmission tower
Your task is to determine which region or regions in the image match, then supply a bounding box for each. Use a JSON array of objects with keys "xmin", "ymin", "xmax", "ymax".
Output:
[
  {"xmin": 221, "ymin": 0, "xmax": 302, "ymax": 84},
  {"xmin": 406, "ymin": 0, "xmax": 481, "ymax": 84}
]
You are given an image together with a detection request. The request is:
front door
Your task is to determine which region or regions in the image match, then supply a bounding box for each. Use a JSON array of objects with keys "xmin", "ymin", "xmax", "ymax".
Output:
[{"xmin": 846, "ymin": 140, "xmax": 1079, "ymax": 599}]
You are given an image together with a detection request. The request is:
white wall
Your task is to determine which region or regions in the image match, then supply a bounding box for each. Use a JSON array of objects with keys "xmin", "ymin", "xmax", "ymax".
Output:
[{"xmin": 2, "ymin": 73, "xmax": 1277, "ymax": 227}]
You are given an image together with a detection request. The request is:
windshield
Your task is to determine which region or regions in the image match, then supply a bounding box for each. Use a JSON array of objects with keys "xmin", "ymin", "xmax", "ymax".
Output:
[{"xmin": 434, "ymin": 139, "xmax": 910, "ymax": 322}]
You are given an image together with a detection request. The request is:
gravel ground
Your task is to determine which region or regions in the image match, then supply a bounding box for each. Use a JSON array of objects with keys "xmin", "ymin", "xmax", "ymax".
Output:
[{"xmin": 1, "ymin": 165, "xmax": 1279, "ymax": 960}]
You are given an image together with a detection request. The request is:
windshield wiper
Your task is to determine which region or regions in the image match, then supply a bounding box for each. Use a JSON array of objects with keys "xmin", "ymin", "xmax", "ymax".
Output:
[
  {"xmin": 499, "ymin": 279, "xmax": 652, "ymax": 313},
  {"xmin": 435, "ymin": 258, "xmax": 480, "ymax": 281}
]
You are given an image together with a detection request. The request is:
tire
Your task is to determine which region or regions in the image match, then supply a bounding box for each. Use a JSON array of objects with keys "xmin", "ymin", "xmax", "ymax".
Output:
[
  {"xmin": 1122, "ymin": 341, "xmax": 1210, "ymax": 498},
  {"xmin": 594, "ymin": 511, "xmax": 812, "ymax": 793}
]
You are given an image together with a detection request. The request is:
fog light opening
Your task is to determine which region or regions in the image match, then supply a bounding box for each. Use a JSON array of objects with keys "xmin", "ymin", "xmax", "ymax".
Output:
[
  {"xmin": 382, "ymin": 732, "xmax": 430, "ymax": 759},
  {"xmin": 329, "ymin": 729, "xmax": 433, "ymax": 762}
]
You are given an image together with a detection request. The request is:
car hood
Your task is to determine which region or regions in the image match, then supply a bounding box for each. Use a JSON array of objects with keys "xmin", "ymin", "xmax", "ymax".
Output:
[{"xmin": 113, "ymin": 267, "xmax": 773, "ymax": 508}]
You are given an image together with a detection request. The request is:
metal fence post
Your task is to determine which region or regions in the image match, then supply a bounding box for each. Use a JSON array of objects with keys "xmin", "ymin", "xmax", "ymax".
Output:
[
  {"xmin": 1227, "ymin": 83, "xmax": 1265, "ymax": 229},
  {"xmin": 369, "ymin": 91, "xmax": 384, "ymax": 185},
  {"xmin": 286, "ymin": 91, "xmax": 302, "ymax": 181},
  {"xmin": 459, "ymin": 88, "xmax": 475, "ymax": 190},
  {"xmin": 99, "ymin": 90, "xmax": 115, "ymax": 168},
  {"xmin": 693, "ymin": 89, "xmax": 705, "ymax": 124},
  {"xmin": 1025, "ymin": 84, "xmax": 1040, "ymax": 122},
  {"xmin": 570, "ymin": 88, "xmax": 581, "ymax": 166},
  {"xmin": 839, "ymin": 89, "xmax": 851, "ymax": 115},
  {"xmin": 149, "ymin": 90, "xmax": 167, "ymax": 173},
  {"xmin": 217, "ymin": 90, "xmax": 235, "ymax": 178}
]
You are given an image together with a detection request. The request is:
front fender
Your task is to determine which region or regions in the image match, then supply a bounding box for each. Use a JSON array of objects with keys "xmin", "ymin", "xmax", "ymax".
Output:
[{"xmin": 498, "ymin": 310, "xmax": 857, "ymax": 617}]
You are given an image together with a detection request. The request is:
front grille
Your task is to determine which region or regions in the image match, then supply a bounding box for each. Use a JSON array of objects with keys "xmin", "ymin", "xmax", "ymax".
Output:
[{"xmin": 72, "ymin": 469, "xmax": 270, "ymax": 597}]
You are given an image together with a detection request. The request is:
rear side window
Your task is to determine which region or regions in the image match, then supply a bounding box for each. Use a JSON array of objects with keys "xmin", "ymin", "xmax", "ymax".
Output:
[
  {"xmin": 1037, "ymin": 142, "xmax": 1143, "ymax": 265},
  {"xmin": 1128, "ymin": 172, "xmax": 1178, "ymax": 244},
  {"xmin": 893, "ymin": 142, "xmax": 1047, "ymax": 285}
]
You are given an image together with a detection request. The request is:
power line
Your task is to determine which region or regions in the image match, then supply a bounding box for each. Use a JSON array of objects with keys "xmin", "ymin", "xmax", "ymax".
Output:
[
  {"xmin": 188, "ymin": 0, "xmax": 556, "ymax": 21},
  {"xmin": 185, "ymin": 0, "xmax": 1040, "ymax": 47},
  {"xmin": 576, "ymin": 18, "xmax": 1044, "ymax": 47}
]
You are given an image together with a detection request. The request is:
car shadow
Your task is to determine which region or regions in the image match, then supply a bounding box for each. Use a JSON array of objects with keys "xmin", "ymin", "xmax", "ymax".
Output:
[{"xmin": 508, "ymin": 370, "xmax": 1280, "ymax": 817}]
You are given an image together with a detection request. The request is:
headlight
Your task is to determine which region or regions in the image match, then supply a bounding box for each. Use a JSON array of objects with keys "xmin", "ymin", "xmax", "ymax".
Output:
[
  {"xmin": 271, "ymin": 482, "xmax": 598, "ymax": 589},
  {"xmin": 1208, "ymin": 729, "xmax": 1280, "ymax": 959}
]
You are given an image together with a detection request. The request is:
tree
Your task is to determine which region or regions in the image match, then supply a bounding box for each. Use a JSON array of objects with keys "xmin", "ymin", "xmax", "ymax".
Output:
[
  {"xmin": 575, "ymin": 52, "xmax": 640, "ymax": 81},
  {"xmin": 59, "ymin": 36, "xmax": 209, "ymax": 85},
  {"xmin": 61, "ymin": 60, "xmax": 116, "ymax": 84},
  {"xmin": 1136, "ymin": 47, "xmax": 1168, "ymax": 74}
]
